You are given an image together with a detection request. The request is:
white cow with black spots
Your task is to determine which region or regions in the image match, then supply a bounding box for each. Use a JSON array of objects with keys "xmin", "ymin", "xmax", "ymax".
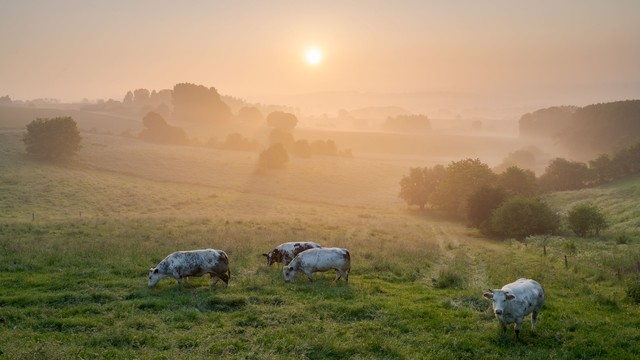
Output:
[
  {"xmin": 283, "ymin": 247, "xmax": 350, "ymax": 283},
  {"xmin": 483, "ymin": 278, "xmax": 545, "ymax": 338},
  {"xmin": 148, "ymin": 249, "xmax": 230, "ymax": 288}
]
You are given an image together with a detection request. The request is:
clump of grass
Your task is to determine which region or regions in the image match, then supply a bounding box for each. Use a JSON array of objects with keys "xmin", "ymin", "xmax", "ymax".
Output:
[
  {"xmin": 616, "ymin": 234, "xmax": 630, "ymax": 244},
  {"xmin": 433, "ymin": 268, "xmax": 465, "ymax": 289},
  {"xmin": 626, "ymin": 276, "xmax": 640, "ymax": 303}
]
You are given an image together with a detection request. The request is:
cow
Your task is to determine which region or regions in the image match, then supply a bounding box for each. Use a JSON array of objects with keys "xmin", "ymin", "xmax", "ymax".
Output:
[
  {"xmin": 262, "ymin": 241, "xmax": 322, "ymax": 266},
  {"xmin": 148, "ymin": 249, "xmax": 230, "ymax": 288},
  {"xmin": 283, "ymin": 247, "xmax": 350, "ymax": 283},
  {"xmin": 483, "ymin": 278, "xmax": 545, "ymax": 338}
]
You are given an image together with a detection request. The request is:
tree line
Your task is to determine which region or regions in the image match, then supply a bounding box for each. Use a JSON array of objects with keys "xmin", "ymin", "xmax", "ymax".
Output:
[
  {"xmin": 399, "ymin": 156, "xmax": 612, "ymax": 240},
  {"xmin": 520, "ymin": 100, "xmax": 640, "ymax": 159}
]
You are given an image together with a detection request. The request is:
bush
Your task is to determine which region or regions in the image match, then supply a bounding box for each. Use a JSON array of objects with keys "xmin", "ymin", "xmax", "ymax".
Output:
[
  {"xmin": 489, "ymin": 197, "xmax": 560, "ymax": 240},
  {"xmin": 566, "ymin": 203, "xmax": 608, "ymax": 237},
  {"xmin": 256, "ymin": 144, "xmax": 288, "ymax": 172},
  {"xmin": 23, "ymin": 117, "xmax": 82, "ymax": 160}
]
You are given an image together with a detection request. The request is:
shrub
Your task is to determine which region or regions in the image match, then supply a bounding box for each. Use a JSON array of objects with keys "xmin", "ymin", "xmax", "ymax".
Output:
[
  {"xmin": 566, "ymin": 203, "xmax": 608, "ymax": 237},
  {"xmin": 256, "ymin": 144, "xmax": 288, "ymax": 172},
  {"xmin": 489, "ymin": 197, "xmax": 560, "ymax": 240},
  {"xmin": 23, "ymin": 117, "xmax": 82, "ymax": 160}
]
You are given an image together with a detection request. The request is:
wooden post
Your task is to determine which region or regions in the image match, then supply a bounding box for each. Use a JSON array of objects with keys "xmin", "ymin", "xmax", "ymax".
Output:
[
  {"xmin": 543, "ymin": 245, "xmax": 547, "ymax": 256},
  {"xmin": 32, "ymin": 212, "xmax": 35, "ymax": 221},
  {"xmin": 564, "ymin": 255, "xmax": 568, "ymax": 269}
]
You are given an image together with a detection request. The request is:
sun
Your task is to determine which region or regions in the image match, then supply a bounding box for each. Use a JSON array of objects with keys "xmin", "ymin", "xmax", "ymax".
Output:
[{"xmin": 305, "ymin": 47, "xmax": 323, "ymax": 66}]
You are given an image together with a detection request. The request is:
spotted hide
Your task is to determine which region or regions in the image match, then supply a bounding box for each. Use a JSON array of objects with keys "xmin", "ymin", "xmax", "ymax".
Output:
[
  {"xmin": 262, "ymin": 241, "xmax": 322, "ymax": 266},
  {"xmin": 149, "ymin": 249, "xmax": 230, "ymax": 288},
  {"xmin": 483, "ymin": 278, "xmax": 545, "ymax": 338}
]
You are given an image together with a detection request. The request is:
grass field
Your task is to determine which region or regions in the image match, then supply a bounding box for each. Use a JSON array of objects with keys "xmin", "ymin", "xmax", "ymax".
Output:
[{"xmin": 1, "ymin": 128, "xmax": 639, "ymax": 358}]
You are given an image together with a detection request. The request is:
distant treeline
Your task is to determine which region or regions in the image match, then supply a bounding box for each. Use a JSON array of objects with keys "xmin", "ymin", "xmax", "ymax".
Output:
[{"xmin": 519, "ymin": 100, "xmax": 640, "ymax": 159}]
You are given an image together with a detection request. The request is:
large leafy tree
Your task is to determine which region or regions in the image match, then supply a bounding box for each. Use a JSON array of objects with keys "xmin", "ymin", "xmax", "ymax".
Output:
[
  {"xmin": 466, "ymin": 186, "xmax": 508, "ymax": 229},
  {"xmin": 23, "ymin": 117, "xmax": 82, "ymax": 160},
  {"xmin": 489, "ymin": 197, "xmax": 560, "ymax": 240},
  {"xmin": 538, "ymin": 158, "xmax": 591, "ymax": 192},
  {"xmin": 567, "ymin": 203, "xmax": 608, "ymax": 237},
  {"xmin": 431, "ymin": 158, "xmax": 496, "ymax": 218},
  {"xmin": 497, "ymin": 166, "xmax": 538, "ymax": 196},
  {"xmin": 398, "ymin": 165, "xmax": 446, "ymax": 210}
]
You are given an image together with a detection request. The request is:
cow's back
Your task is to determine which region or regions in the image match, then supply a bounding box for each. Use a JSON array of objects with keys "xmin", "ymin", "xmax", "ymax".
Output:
[{"xmin": 503, "ymin": 278, "xmax": 544, "ymax": 316}]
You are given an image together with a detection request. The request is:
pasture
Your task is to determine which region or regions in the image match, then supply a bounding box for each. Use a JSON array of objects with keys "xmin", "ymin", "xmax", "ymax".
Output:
[{"xmin": 1, "ymin": 128, "xmax": 639, "ymax": 358}]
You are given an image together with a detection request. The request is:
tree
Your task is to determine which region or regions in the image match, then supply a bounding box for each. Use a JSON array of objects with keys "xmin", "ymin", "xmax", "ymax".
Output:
[
  {"xmin": 567, "ymin": 203, "xmax": 608, "ymax": 237},
  {"xmin": 489, "ymin": 197, "xmax": 560, "ymax": 240},
  {"xmin": 266, "ymin": 111, "xmax": 298, "ymax": 130},
  {"xmin": 466, "ymin": 186, "xmax": 508, "ymax": 229},
  {"xmin": 23, "ymin": 117, "xmax": 82, "ymax": 160},
  {"xmin": 139, "ymin": 111, "xmax": 188, "ymax": 145},
  {"xmin": 310, "ymin": 139, "xmax": 338, "ymax": 156},
  {"xmin": 293, "ymin": 139, "xmax": 312, "ymax": 158},
  {"xmin": 497, "ymin": 166, "xmax": 538, "ymax": 196},
  {"xmin": 431, "ymin": 158, "xmax": 497, "ymax": 218},
  {"xmin": 538, "ymin": 158, "xmax": 591, "ymax": 192},
  {"xmin": 398, "ymin": 165, "xmax": 446, "ymax": 210},
  {"xmin": 269, "ymin": 128, "xmax": 295, "ymax": 150},
  {"xmin": 257, "ymin": 144, "xmax": 288, "ymax": 172},
  {"xmin": 172, "ymin": 83, "xmax": 232, "ymax": 123}
]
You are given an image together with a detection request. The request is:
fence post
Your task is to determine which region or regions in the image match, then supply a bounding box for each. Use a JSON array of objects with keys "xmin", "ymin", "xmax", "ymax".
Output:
[{"xmin": 564, "ymin": 255, "xmax": 568, "ymax": 269}]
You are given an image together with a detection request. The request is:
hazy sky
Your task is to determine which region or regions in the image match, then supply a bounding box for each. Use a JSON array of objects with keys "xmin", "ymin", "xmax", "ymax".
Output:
[{"xmin": 1, "ymin": 0, "xmax": 639, "ymax": 113}]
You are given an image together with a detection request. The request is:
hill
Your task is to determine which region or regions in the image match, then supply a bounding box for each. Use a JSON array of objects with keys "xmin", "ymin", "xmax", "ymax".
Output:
[
  {"xmin": 519, "ymin": 100, "xmax": 640, "ymax": 160},
  {"xmin": 1, "ymin": 128, "xmax": 639, "ymax": 358}
]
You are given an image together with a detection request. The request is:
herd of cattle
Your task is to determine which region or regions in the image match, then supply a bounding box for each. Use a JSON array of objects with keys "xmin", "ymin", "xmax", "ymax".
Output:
[{"xmin": 148, "ymin": 242, "xmax": 545, "ymax": 338}]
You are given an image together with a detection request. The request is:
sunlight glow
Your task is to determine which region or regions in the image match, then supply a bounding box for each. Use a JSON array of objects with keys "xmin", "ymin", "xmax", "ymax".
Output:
[{"xmin": 305, "ymin": 47, "xmax": 323, "ymax": 66}]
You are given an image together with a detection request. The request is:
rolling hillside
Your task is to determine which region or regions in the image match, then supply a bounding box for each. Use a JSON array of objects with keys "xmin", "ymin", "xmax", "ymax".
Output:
[{"xmin": 1, "ymin": 127, "xmax": 639, "ymax": 358}]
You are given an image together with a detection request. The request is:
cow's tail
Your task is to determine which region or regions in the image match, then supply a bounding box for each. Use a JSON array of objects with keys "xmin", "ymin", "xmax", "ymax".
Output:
[
  {"xmin": 344, "ymin": 249, "xmax": 351, "ymax": 273},
  {"xmin": 220, "ymin": 250, "xmax": 231, "ymax": 284}
]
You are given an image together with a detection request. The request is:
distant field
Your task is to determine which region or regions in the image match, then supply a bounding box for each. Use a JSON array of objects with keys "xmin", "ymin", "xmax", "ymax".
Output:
[
  {"xmin": 1, "ymin": 128, "xmax": 639, "ymax": 358},
  {"xmin": 0, "ymin": 105, "xmax": 140, "ymax": 134}
]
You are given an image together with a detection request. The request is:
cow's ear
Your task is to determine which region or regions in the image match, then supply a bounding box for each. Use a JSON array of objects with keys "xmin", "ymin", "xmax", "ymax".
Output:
[
  {"xmin": 483, "ymin": 292, "xmax": 494, "ymax": 300},
  {"xmin": 153, "ymin": 268, "xmax": 159, "ymax": 274},
  {"xmin": 506, "ymin": 293, "xmax": 516, "ymax": 300},
  {"xmin": 262, "ymin": 253, "xmax": 268, "ymax": 257}
]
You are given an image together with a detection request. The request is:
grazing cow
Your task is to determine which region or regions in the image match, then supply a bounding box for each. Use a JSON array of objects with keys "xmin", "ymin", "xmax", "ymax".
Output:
[
  {"xmin": 483, "ymin": 278, "xmax": 545, "ymax": 338},
  {"xmin": 262, "ymin": 241, "xmax": 322, "ymax": 266},
  {"xmin": 148, "ymin": 249, "xmax": 230, "ymax": 288},
  {"xmin": 283, "ymin": 247, "xmax": 350, "ymax": 283}
]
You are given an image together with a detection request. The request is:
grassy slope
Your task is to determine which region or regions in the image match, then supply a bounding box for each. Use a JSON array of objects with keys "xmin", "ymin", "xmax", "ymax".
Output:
[{"xmin": 1, "ymin": 130, "xmax": 639, "ymax": 358}]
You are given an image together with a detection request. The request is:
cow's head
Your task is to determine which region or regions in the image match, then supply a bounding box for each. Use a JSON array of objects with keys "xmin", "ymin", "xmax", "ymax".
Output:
[
  {"xmin": 483, "ymin": 289, "xmax": 515, "ymax": 319},
  {"xmin": 283, "ymin": 265, "xmax": 296, "ymax": 283},
  {"xmin": 148, "ymin": 268, "xmax": 161, "ymax": 287}
]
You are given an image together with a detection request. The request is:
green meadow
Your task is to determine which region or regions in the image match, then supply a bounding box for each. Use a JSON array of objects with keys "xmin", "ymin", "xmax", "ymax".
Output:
[{"xmin": 1, "ymin": 128, "xmax": 639, "ymax": 359}]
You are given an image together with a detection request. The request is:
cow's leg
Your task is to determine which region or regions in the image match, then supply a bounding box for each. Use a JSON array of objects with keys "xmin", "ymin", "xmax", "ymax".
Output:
[
  {"xmin": 303, "ymin": 270, "xmax": 314, "ymax": 282},
  {"xmin": 210, "ymin": 274, "xmax": 220, "ymax": 288},
  {"xmin": 334, "ymin": 270, "xmax": 342, "ymax": 282},
  {"xmin": 531, "ymin": 311, "xmax": 539, "ymax": 333},
  {"xmin": 514, "ymin": 319, "xmax": 523, "ymax": 339}
]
